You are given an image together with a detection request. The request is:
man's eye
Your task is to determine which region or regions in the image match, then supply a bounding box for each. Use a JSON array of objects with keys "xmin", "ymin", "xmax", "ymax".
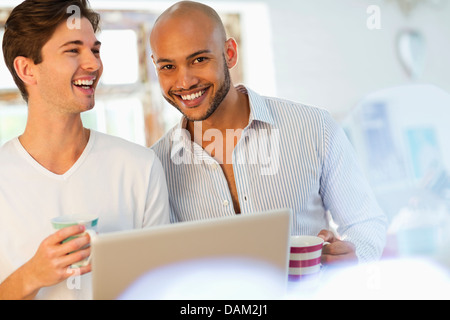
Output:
[
  {"xmin": 66, "ymin": 49, "xmax": 79, "ymax": 54},
  {"xmin": 160, "ymin": 65, "xmax": 174, "ymax": 71},
  {"xmin": 194, "ymin": 57, "xmax": 207, "ymax": 64}
]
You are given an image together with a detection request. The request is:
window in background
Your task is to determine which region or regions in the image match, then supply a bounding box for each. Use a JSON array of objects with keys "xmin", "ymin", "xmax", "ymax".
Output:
[
  {"xmin": 81, "ymin": 27, "xmax": 146, "ymax": 145},
  {"xmin": 98, "ymin": 29, "xmax": 139, "ymax": 85},
  {"xmin": 87, "ymin": 10, "xmax": 166, "ymax": 146}
]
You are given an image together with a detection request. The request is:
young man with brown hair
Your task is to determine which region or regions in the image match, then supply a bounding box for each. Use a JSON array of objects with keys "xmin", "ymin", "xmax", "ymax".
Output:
[{"xmin": 0, "ymin": 0, "xmax": 170, "ymax": 300}]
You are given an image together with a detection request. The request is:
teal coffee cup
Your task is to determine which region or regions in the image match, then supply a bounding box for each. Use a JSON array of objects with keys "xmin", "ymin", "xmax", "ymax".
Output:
[{"xmin": 51, "ymin": 214, "xmax": 98, "ymax": 268}]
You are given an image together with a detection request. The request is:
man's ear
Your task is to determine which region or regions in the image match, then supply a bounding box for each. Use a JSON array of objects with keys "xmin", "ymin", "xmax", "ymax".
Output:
[
  {"xmin": 151, "ymin": 54, "xmax": 156, "ymax": 66},
  {"xmin": 224, "ymin": 38, "xmax": 238, "ymax": 69},
  {"xmin": 13, "ymin": 56, "xmax": 37, "ymax": 86}
]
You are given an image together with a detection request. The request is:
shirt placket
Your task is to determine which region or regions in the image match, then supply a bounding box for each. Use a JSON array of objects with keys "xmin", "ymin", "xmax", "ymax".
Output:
[
  {"xmin": 233, "ymin": 130, "xmax": 254, "ymax": 214},
  {"xmin": 192, "ymin": 142, "xmax": 236, "ymax": 216}
]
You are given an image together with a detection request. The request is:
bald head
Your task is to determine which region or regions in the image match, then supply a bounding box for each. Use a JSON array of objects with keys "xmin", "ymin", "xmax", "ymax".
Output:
[{"xmin": 151, "ymin": 1, "xmax": 227, "ymax": 47}]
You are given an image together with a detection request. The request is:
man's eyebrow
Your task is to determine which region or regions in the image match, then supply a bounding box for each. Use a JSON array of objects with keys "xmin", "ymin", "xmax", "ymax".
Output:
[
  {"xmin": 59, "ymin": 40, "xmax": 102, "ymax": 48},
  {"xmin": 155, "ymin": 57, "xmax": 174, "ymax": 65},
  {"xmin": 155, "ymin": 50, "xmax": 212, "ymax": 65},
  {"xmin": 186, "ymin": 50, "xmax": 212, "ymax": 61}
]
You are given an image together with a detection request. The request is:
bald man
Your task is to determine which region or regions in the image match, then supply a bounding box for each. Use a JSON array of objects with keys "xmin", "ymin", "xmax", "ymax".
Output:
[{"xmin": 150, "ymin": 1, "xmax": 387, "ymax": 265}]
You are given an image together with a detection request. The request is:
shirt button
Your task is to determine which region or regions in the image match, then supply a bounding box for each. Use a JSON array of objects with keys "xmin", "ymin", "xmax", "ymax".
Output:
[
  {"xmin": 223, "ymin": 200, "xmax": 229, "ymax": 206},
  {"xmin": 211, "ymin": 163, "xmax": 219, "ymax": 170}
]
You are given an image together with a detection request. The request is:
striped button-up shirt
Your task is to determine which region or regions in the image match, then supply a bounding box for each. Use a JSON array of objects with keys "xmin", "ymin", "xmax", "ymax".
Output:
[{"xmin": 152, "ymin": 85, "xmax": 387, "ymax": 262}]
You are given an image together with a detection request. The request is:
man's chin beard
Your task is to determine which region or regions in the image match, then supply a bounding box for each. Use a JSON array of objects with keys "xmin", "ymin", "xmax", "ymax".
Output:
[
  {"xmin": 166, "ymin": 82, "xmax": 231, "ymax": 122},
  {"xmin": 167, "ymin": 100, "xmax": 220, "ymax": 122},
  {"xmin": 164, "ymin": 58, "xmax": 232, "ymax": 122}
]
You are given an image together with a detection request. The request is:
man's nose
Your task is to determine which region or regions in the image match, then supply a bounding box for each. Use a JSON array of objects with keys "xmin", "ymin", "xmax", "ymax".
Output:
[
  {"xmin": 174, "ymin": 66, "xmax": 199, "ymax": 90},
  {"xmin": 81, "ymin": 50, "xmax": 102, "ymax": 72}
]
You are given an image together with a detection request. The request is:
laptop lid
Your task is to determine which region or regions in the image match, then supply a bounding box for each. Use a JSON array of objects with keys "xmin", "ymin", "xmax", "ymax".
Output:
[{"xmin": 91, "ymin": 209, "xmax": 291, "ymax": 300}]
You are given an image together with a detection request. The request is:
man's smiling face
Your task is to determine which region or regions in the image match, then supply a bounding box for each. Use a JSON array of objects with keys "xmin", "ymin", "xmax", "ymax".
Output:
[
  {"xmin": 150, "ymin": 11, "xmax": 231, "ymax": 122},
  {"xmin": 34, "ymin": 17, "xmax": 102, "ymax": 114}
]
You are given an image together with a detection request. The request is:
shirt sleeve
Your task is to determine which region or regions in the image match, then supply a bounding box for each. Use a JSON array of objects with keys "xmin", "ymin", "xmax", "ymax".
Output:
[
  {"xmin": 142, "ymin": 154, "xmax": 171, "ymax": 228},
  {"xmin": 319, "ymin": 111, "xmax": 388, "ymax": 262}
]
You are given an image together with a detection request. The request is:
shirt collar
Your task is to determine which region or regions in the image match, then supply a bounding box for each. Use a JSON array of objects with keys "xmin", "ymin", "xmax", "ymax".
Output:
[
  {"xmin": 236, "ymin": 84, "xmax": 274, "ymax": 127},
  {"xmin": 169, "ymin": 85, "xmax": 274, "ymax": 160}
]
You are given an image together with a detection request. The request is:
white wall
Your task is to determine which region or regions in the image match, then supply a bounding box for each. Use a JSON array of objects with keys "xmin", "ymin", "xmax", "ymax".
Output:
[{"xmin": 204, "ymin": 0, "xmax": 450, "ymax": 120}]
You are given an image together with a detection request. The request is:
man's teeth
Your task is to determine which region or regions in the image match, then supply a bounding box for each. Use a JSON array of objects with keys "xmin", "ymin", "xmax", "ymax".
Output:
[
  {"xmin": 73, "ymin": 79, "xmax": 94, "ymax": 87},
  {"xmin": 181, "ymin": 90, "xmax": 205, "ymax": 101}
]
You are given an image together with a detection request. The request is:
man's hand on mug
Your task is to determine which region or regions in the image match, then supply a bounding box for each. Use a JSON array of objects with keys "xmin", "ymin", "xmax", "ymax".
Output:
[
  {"xmin": 0, "ymin": 225, "xmax": 91, "ymax": 300},
  {"xmin": 317, "ymin": 230, "xmax": 358, "ymax": 265}
]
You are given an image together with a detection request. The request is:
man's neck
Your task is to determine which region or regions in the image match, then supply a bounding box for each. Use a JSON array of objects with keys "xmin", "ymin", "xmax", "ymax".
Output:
[
  {"xmin": 187, "ymin": 87, "xmax": 250, "ymax": 145},
  {"xmin": 186, "ymin": 86, "xmax": 250, "ymax": 165},
  {"xmin": 19, "ymin": 110, "xmax": 90, "ymax": 175}
]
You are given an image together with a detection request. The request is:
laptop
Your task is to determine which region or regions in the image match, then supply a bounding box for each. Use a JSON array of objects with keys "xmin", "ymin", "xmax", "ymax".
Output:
[{"xmin": 91, "ymin": 209, "xmax": 291, "ymax": 300}]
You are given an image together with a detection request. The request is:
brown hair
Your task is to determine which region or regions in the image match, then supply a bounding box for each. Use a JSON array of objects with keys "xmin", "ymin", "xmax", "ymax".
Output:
[{"xmin": 2, "ymin": 0, "xmax": 100, "ymax": 102}]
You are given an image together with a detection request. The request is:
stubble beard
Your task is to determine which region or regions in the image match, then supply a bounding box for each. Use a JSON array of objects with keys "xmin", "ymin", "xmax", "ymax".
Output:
[{"xmin": 164, "ymin": 57, "xmax": 231, "ymax": 122}]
